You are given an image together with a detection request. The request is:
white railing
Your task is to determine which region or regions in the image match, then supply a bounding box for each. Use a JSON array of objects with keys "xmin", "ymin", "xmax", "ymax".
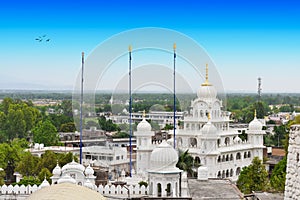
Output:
[{"xmin": 0, "ymin": 184, "xmax": 148, "ymax": 196}]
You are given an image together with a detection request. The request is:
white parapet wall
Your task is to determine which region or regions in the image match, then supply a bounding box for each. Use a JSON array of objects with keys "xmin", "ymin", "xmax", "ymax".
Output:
[{"xmin": 0, "ymin": 184, "xmax": 148, "ymax": 199}]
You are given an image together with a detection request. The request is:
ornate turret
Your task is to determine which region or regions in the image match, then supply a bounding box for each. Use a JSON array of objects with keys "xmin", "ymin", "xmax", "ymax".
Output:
[{"xmin": 197, "ymin": 64, "xmax": 217, "ymax": 99}]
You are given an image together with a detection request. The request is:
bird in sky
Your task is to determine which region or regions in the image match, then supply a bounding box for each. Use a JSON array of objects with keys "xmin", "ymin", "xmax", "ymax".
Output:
[{"xmin": 35, "ymin": 34, "xmax": 50, "ymax": 43}]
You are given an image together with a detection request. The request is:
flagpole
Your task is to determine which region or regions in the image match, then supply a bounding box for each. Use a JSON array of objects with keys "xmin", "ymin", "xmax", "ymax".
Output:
[
  {"xmin": 128, "ymin": 45, "xmax": 132, "ymax": 177},
  {"xmin": 173, "ymin": 43, "xmax": 176, "ymax": 149},
  {"xmin": 80, "ymin": 52, "xmax": 84, "ymax": 164}
]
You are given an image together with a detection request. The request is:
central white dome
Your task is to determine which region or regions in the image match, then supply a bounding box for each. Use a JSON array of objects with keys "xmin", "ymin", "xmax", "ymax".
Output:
[
  {"xmin": 137, "ymin": 118, "xmax": 152, "ymax": 132},
  {"xmin": 61, "ymin": 160, "xmax": 85, "ymax": 173},
  {"xmin": 197, "ymin": 85, "xmax": 217, "ymax": 99},
  {"xmin": 149, "ymin": 140, "xmax": 178, "ymax": 171},
  {"xmin": 202, "ymin": 120, "xmax": 217, "ymax": 135}
]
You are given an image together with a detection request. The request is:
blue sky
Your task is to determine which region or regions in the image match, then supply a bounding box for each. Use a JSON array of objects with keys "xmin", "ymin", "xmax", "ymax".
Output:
[{"xmin": 0, "ymin": 0, "xmax": 299, "ymax": 92}]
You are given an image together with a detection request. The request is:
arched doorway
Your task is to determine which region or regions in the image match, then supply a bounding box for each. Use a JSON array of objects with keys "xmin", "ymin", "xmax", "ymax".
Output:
[{"xmin": 157, "ymin": 183, "xmax": 162, "ymax": 197}]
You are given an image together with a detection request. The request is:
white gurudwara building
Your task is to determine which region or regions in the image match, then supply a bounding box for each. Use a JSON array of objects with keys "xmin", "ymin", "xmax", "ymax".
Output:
[{"xmin": 175, "ymin": 65, "xmax": 265, "ymax": 181}]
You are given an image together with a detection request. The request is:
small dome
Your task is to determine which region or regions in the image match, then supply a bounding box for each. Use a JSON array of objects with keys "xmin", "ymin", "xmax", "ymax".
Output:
[
  {"xmin": 57, "ymin": 174, "xmax": 76, "ymax": 184},
  {"xmin": 234, "ymin": 136, "xmax": 242, "ymax": 144},
  {"xmin": 202, "ymin": 121, "xmax": 217, "ymax": 135},
  {"xmin": 40, "ymin": 178, "xmax": 50, "ymax": 188},
  {"xmin": 62, "ymin": 160, "xmax": 85, "ymax": 173},
  {"xmin": 137, "ymin": 118, "xmax": 151, "ymax": 132},
  {"xmin": 84, "ymin": 180, "xmax": 94, "ymax": 189},
  {"xmin": 197, "ymin": 85, "xmax": 217, "ymax": 99},
  {"xmin": 53, "ymin": 163, "xmax": 62, "ymax": 176},
  {"xmin": 84, "ymin": 165, "xmax": 94, "ymax": 176},
  {"xmin": 150, "ymin": 140, "xmax": 178, "ymax": 171},
  {"xmin": 249, "ymin": 117, "xmax": 262, "ymax": 131}
]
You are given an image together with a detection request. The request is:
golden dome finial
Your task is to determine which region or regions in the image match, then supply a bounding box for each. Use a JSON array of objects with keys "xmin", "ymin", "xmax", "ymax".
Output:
[
  {"xmin": 201, "ymin": 63, "xmax": 212, "ymax": 86},
  {"xmin": 207, "ymin": 112, "xmax": 211, "ymax": 121},
  {"xmin": 173, "ymin": 43, "xmax": 176, "ymax": 50},
  {"xmin": 128, "ymin": 45, "xmax": 132, "ymax": 52},
  {"xmin": 254, "ymin": 109, "xmax": 257, "ymax": 118},
  {"xmin": 143, "ymin": 110, "xmax": 146, "ymax": 118}
]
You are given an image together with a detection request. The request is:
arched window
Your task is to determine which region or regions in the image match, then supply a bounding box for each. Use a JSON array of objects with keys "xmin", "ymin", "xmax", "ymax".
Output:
[
  {"xmin": 177, "ymin": 137, "xmax": 182, "ymax": 147},
  {"xmin": 189, "ymin": 138, "xmax": 197, "ymax": 147},
  {"xmin": 236, "ymin": 167, "xmax": 241, "ymax": 176},
  {"xmin": 248, "ymin": 151, "xmax": 251, "ymax": 158},
  {"xmin": 222, "ymin": 155, "xmax": 225, "ymax": 162},
  {"xmin": 230, "ymin": 169, "xmax": 233, "ymax": 177},
  {"xmin": 226, "ymin": 170, "xmax": 229, "ymax": 177},
  {"xmin": 225, "ymin": 137, "xmax": 230, "ymax": 146},
  {"xmin": 166, "ymin": 183, "xmax": 171, "ymax": 196},
  {"xmin": 226, "ymin": 155, "xmax": 229, "ymax": 161},
  {"xmin": 244, "ymin": 152, "xmax": 247, "ymax": 159},
  {"xmin": 195, "ymin": 156, "xmax": 201, "ymax": 165},
  {"xmin": 230, "ymin": 154, "xmax": 234, "ymax": 161},
  {"xmin": 217, "ymin": 139, "xmax": 221, "ymax": 147},
  {"xmin": 157, "ymin": 183, "xmax": 162, "ymax": 197},
  {"xmin": 236, "ymin": 152, "xmax": 241, "ymax": 160},
  {"xmin": 217, "ymin": 171, "xmax": 221, "ymax": 178},
  {"xmin": 217, "ymin": 156, "xmax": 221, "ymax": 163},
  {"xmin": 222, "ymin": 170, "xmax": 225, "ymax": 178}
]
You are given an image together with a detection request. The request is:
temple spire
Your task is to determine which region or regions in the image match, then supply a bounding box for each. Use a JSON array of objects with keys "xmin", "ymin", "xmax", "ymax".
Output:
[{"xmin": 201, "ymin": 63, "xmax": 212, "ymax": 86}]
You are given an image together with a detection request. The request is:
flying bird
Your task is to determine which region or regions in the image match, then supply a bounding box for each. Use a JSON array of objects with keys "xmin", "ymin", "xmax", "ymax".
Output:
[{"xmin": 35, "ymin": 34, "xmax": 51, "ymax": 43}]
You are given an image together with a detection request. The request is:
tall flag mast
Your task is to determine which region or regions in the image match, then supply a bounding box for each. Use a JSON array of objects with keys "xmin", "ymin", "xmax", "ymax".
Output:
[
  {"xmin": 128, "ymin": 45, "xmax": 133, "ymax": 177},
  {"xmin": 80, "ymin": 52, "xmax": 84, "ymax": 164},
  {"xmin": 173, "ymin": 43, "xmax": 176, "ymax": 149}
]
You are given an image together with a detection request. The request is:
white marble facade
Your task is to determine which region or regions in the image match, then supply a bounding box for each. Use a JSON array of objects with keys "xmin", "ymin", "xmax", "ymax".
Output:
[
  {"xmin": 284, "ymin": 125, "xmax": 300, "ymax": 200},
  {"xmin": 175, "ymin": 66, "xmax": 265, "ymax": 181}
]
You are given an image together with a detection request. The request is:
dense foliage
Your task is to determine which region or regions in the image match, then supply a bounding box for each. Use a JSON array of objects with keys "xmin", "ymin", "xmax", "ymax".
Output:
[
  {"xmin": 270, "ymin": 156, "xmax": 287, "ymax": 192},
  {"xmin": 237, "ymin": 157, "xmax": 269, "ymax": 194}
]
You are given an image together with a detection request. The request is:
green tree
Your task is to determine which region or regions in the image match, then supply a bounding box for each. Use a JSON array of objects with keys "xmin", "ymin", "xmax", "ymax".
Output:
[
  {"xmin": 38, "ymin": 168, "xmax": 52, "ymax": 184},
  {"xmin": 176, "ymin": 150, "xmax": 197, "ymax": 177},
  {"xmin": 60, "ymin": 100, "xmax": 73, "ymax": 117},
  {"xmin": 98, "ymin": 116, "xmax": 120, "ymax": 132},
  {"xmin": 17, "ymin": 176, "xmax": 41, "ymax": 186},
  {"xmin": 270, "ymin": 156, "xmax": 286, "ymax": 191},
  {"xmin": 237, "ymin": 157, "xmax": 269, "ymax": 194},
  {"xmin": 60, "ymin": 122, "xmax": 76, "ymax": 132},
  {"xmin": 58, "ymin": 152, "xmax": 77, "ymax": 167},
  {"xmin": 32, "ymin": 120, "xmax": 59, "ymax": 146},
  {"xmin": 163, "ymin": 124, "xmax": 174, "ymax": 130},
  {"xmin": 6, "ymin": 108, "xmax": 26, "ymax": 139},
  {"xmin": 273, "ymin": 125, "xmax": 288, "ymax": 147},
  {"xmin": 0, "ymin": 139, "xmax": 28, "ymax": 183},
  {"xmin": 36, "ymin": 150, "xmax": 57, "ymax": 173},
  {"xmin": 15, "ymin": 152, "xmax": 39, "ymax": 177}
]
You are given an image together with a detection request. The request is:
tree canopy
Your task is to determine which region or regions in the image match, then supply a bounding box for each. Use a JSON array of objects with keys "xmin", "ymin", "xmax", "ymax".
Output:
[
  {"xmin": 237, "ymin": 157, "xmax": 269, "ymax": 194},
  {"xmin": 32, "ymin": 120, "xmax": 59, "ymax": 146}
]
